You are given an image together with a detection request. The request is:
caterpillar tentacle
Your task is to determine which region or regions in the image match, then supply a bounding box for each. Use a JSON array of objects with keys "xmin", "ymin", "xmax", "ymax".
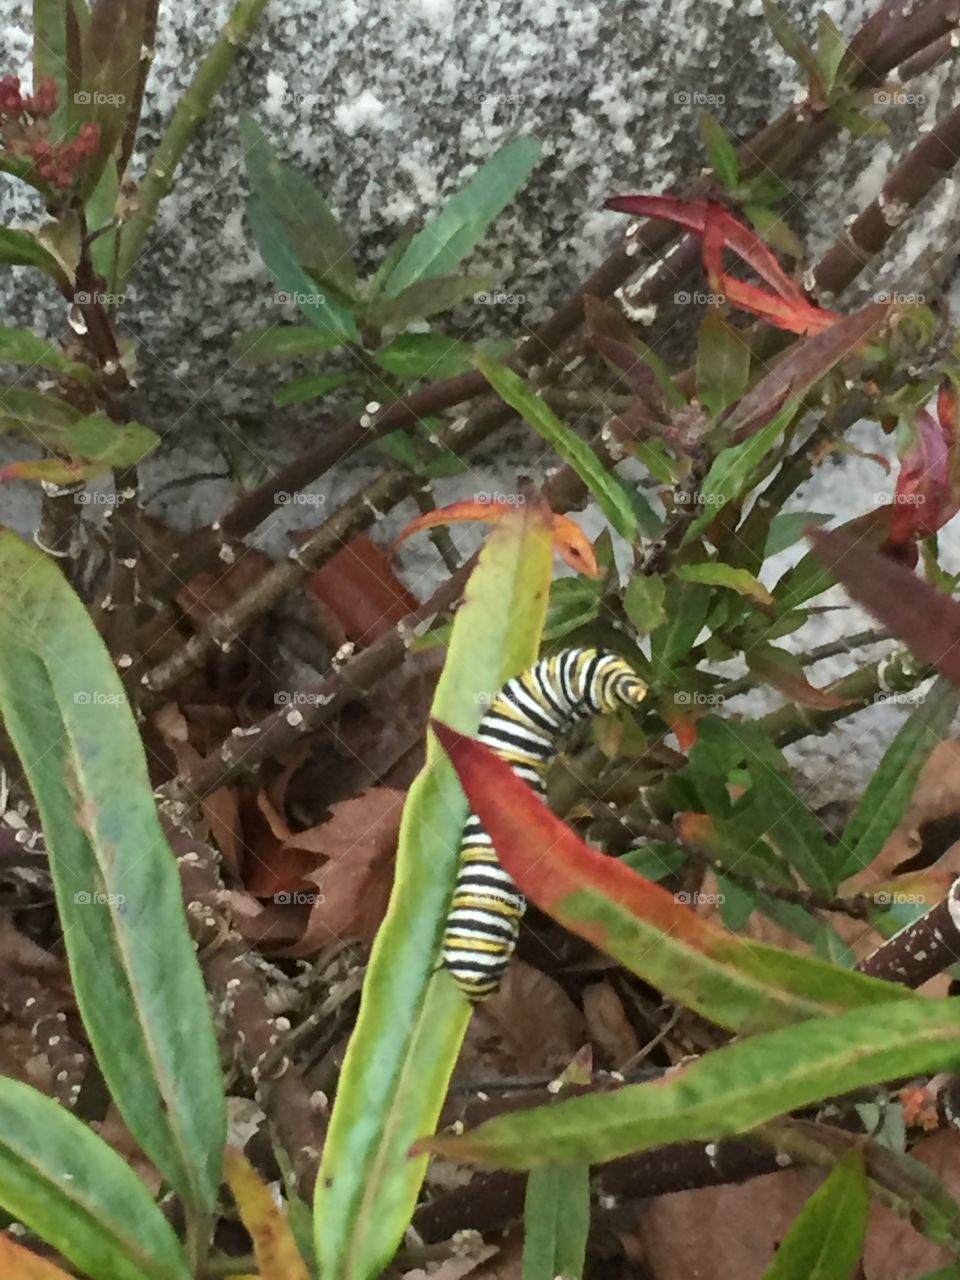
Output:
[{"xmin": 441, "ymin": 646, "xmax": 646, "ymax": 1003}]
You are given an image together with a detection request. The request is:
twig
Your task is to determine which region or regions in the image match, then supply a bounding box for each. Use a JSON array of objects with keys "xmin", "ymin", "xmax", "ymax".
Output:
[
  {"xmin": 116, "ymin": 0, "xmax": 273, "ymax": 282},
  {"xmin": 814, "ymin": 99, "xmax": 960, "ymax": 300},
  {"xmin": 856, "ymin": 875, "xmax": 960, "ymax": 985},
  {"xmin": 163, "ymin": 554, "xmax": 474, "ymax": 801}
]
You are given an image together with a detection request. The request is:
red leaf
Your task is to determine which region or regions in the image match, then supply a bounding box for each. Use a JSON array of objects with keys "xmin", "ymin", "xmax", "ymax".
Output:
[
  {"xmin": 606, "ymin": 194, "xmax": 843, "ymax": 336},
  {"xmin": 606, "ymin": 195, "xmax": 805, "ymax": 301},
  {"xmin": 430, "ymin": 719, "xmax": 709, "ymax": 949},
  {"xmin": 808, "ymin": 526, "xmax": 960, "ymax": 684},
  {"xmin": 391, "ymin": 497, "xmax": 600, "ymax": 578},
  {"xmin": 887, "ymin": 408, "xmax": 956, "ymax": 545}
]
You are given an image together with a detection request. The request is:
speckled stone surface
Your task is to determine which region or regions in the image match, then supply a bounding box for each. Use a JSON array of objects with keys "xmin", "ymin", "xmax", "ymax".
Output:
[{"xmin": 2, "ymin": 0, "xmax": 960, "ymax": 800}]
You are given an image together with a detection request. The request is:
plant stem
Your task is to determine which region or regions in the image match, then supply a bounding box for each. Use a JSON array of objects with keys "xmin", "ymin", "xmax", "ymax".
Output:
[{"xmin": 116, "ymin": 0, "xmax": 272, "ymax": 282}]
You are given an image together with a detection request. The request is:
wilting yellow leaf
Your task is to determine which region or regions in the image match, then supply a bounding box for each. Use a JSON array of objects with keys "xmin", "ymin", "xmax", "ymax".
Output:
[{"xmin": 224, "ymin": 1147, "xmax": 309, "ymax": 1280}]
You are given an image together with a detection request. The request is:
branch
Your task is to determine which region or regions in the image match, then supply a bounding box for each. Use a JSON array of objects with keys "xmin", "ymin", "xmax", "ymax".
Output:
[{"xmin": 116, "ymin": 0, "xmax": 273, "ymax": 282}]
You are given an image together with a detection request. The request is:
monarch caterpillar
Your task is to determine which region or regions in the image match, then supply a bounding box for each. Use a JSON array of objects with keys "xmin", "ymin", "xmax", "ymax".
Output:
[{"xmin": 441, "ymin": 647, "xmax": 646, "ymax": 1003}]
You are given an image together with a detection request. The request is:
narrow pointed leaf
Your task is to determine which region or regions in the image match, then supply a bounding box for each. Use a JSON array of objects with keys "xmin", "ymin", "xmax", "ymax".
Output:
[
  {"xmin": 763, "ymin": 1149, "xmax": 868, "ymax": 1279},
  {"xmin": 273, "ymin": 371, "xmax": 352, "ymax": 406},
  {"xmin": 837, "ymin": 678, "xmax": 960, "ymax": 881},
  {"xmin": 414, "ymin": 998, "xmax": 960, "ymax": 1168},
  {"xmin": 229, "ymin": 325, "xmax": 343, "ymax": 366},
  {"xmin": 809, "ymin": 526, "xmax": 960, "ymax": 684},
  {"xmin": 246, "ymin": 197, "xmax": 357, "ymax": 342},
  {"xmin": 683, "ymin": 396, "xmax": 799, "ymax": 542},
  {"xmin": 369, "ymin": 273, "xmax": 491, "ymax": 327},
  {"xmin": 314, "ymin": 503, "xmax": 554, "ymax": 1280},
  {"xmin": 476, "ymin": 356, "xmax": 659, "ymax": 539},
  {"xmin": 225, "ymin": 1148, "xmax": 309, "ymax": 1280},
  {"xmin": 746, "ymin": 642, "xmax": 851, "ymax": 708},
  {"xmin": 0, "ymin": 328, "xmax": 92, "ymax": 382},
  {"xmin": 699, "ymin": 112, "xmax": 739, "ymax": 189},
  {"xmin": 522, "ymin": 1164, "xmax": 589, "ymax": 1280},
  {"xmin": 431, "ymin": 722, "xmax": 911, "ymax": 1033},
  {"xmin": 0, "ymin": 1075, "xmax": 189, "ymax": 1280},
  {"xmin": 375, "ymin": 332, "xmax": 475, "ymax": 381},
  {"xmin": 723, "ymin": 304, "xmax": 888, "ymax": 439},
  {"xmin": 382, "ymin": 137, "xmax": 541, "ymax": 296},
  {"xmin": 696, "ymin": 309, "xmax": 751, "ymax": 415},
  {"xmin": 0, "ymin": 227, "xmax": 67, "ymax": 282},
  {"xmin": 675, "ymin": 562, "xmax": 773, "ymax": 605},
  {"xmin": 239, "ymin": 113, "xmax": 356, "ymax": 294},
  {"xmin": 0, "ymin": 533, "xmax": 225, "ymax": 1214}
]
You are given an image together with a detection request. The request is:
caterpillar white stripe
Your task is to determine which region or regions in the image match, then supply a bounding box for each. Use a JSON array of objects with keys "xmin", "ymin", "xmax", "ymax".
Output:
[{"xmin": 441, "ymin": 647, "xmax": 646, "ymax": 1002}]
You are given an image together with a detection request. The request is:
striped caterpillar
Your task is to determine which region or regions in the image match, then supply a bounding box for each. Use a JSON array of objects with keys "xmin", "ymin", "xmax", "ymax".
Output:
[{"xmin": 441, "ymin": 647, "xmax": 646, "ymax": 1002}]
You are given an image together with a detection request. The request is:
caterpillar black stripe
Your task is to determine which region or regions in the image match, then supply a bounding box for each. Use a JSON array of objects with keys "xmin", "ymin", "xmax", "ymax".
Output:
[{"xmin": 442, "ymin": 647, "xmax": 646, "ymax": 1003}]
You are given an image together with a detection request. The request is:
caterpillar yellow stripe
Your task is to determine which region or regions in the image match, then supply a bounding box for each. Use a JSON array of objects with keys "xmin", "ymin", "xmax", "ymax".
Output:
[{"xmin": 441, "ymin": 647, "xmax": 646, "ymax": 1002}]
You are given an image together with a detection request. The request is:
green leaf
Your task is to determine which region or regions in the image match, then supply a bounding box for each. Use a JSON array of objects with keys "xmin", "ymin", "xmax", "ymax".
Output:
[
  {"xmin": 624, "ymin": 573, "xmax": 667, "ymax": 635},
  {"xmin": 239, "ymin": 113, "xmax": 356, "ymax": 295},
  {"xmin": 543, "ymin": 577, "xmax": 602, "ymax": 643},
  {"xmin": 0, "ymin": 1075, "xmax": 189, "ymax": 1280},
  {"xmin": 684, "ymin": 397, "xmax": 798, "ymax": 542},
  {"xmin": 0, "ymin": 328, "xmax": 92, "ymax": 382},
  {"xmin": 828, "ymin": 103, "xmax": 888, "ymax": 138},
  {"xmin": 764, "ymin": 511, "xmax": 831, "ymax": 557},
  {"xmin": 696, "ymin": 310, "xmax": 751, "ymax": 416},
  {"xmin": 522, "ymin": 1164, "xmax": 589, "ymax": 1280},
  {"xmin": 382, "ymin": 137, "xmax": 541, "ymax": 297},
  {"xmin": 699, "ymin": 112, "xmax": 739, "ymax": 189},
  {"xmin": 438, "ymin": 722, "xmax": 911, "ymax": 1033},
  {"xmin": 246, "ymin": 197, "xmax": 358, "ymax": 343},
  {"xmin": 314, "ymin": 504, "xmax": 554, "ymax": 1280},
  {"xmin": 837, "ymin": 678, "xmax": 960, "ymax": 882},
  {"xmin": 650, "ymin": 580, "xmax": 711, "ymax": 680},
  {"xmin": 66, "ymin": 413, "xmax": 159, "ymax": 466},
  {"xmin": 84, "ymin": 161, "xmax": 120, "ymax": 281},
  {"xmin": 0, "ymin": 226, "xmax": 67, "ymax": 281},
  {"xmin": 0, "ymin": 533, "xmax": 225, "ymax": 1216},
  {"xmin": 0, "ymin": 387, "xmax": 79, "ymax": 449},
  {"xmin": 816, "ymin": 11, "xmax": 849, "ymax": 95},
  {"xmin": 228, "ymin": 325, "xmax": 343, "ymax": 366},
  {"xmin": 417, "ymin": 997, "xmax": 960, "ymax": 1168},
  {"xmin": 476, "ymin": 357, "xmax": 658, "ymax": 540},
  {"xmin": 675, "ymin": 561, "xmax": 774, "ymax": 606},
  {"xmin": 369, "ymin": 274, "xmax": 491, "ymax": 328},
  {"xmin": 375, "ymin": 332, "xmax": 476, "ymax": 381},
  {"xmin": 273, "ymin": 371, "xmax": 352, "ymax": 406},
  {"xmin": 763, "ymin": 1149, "xmax": 868, "ymax": 1279},
  {"xmin": 762, "ymin": 0, "xmax": 821, "ymax": 82}
]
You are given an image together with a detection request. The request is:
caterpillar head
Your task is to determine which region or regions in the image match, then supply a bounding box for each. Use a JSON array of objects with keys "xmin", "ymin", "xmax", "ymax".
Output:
[{"xmin": 592, "ymin": 654, "xmax": 647, "ymax": 714}]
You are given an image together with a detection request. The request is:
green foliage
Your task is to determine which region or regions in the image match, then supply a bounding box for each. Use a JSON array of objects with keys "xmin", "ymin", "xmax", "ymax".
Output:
[
  {"xmin": 314, "ymin": 508, "xmax": 554, "ymax": 1280},
  {"xmin": 763, "ymin": 1151, "xmax": 869, "ymax": 1280}
]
